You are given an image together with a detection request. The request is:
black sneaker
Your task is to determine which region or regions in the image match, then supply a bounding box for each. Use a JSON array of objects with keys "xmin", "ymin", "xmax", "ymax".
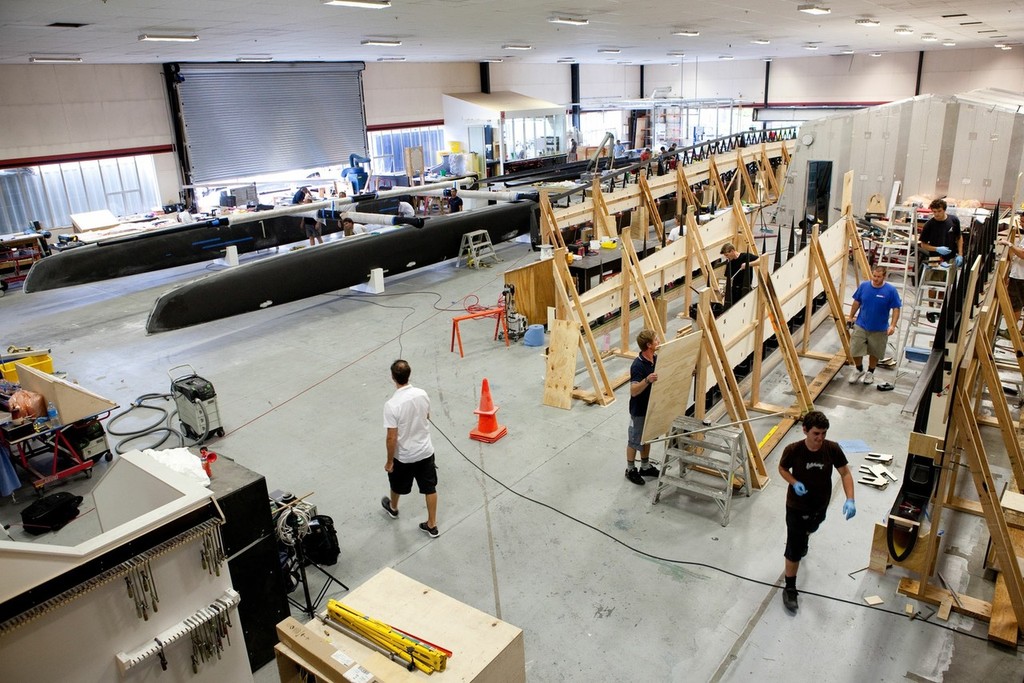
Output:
[
  {"xmin": 419, "ymin": 522, "xmax": 439, "ymax": 538},
  {"xmin": 638, "ymin": 464, "xmax": 660, "ymax": 477},
  {"xmin": 625, "ymin": 467, "xmax": 646, "ymax": 485},
  {"xmin": 782, "ymin": 587, "xmax": 799, "ymax": 612},
  {"xmin": 380, "ymin": 497, "xmax": 398, "ymax": 519}
]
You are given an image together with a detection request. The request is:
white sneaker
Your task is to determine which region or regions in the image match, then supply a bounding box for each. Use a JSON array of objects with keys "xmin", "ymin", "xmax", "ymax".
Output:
[
  {"xmin": 848, "ymin": 368, "xmax": 864, "ymax": 383},
  {"xmin": 862, "ymin": 370, "xmax": 875, "ymax": 385}
]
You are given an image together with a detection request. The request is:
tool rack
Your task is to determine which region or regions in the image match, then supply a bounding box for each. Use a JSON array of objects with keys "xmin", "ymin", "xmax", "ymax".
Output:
[
  {"xmin": 0, "ymin": 233, "xmax": 48, "ymax": 292},
  {"xmin": 652, "ymin": 416, "xmax": 751, "ymax": 526},
  {"xmin": 1, "ymin": 410, "xmax": 113, "ymax": 493}
]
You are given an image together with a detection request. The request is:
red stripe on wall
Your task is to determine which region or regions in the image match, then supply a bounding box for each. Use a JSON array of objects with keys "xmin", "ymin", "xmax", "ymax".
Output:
[
  {"xmin": 366, "ymin": 120, "xmax": 444, "ymax": 132},
  {"xmin": 0, "ymin": 144, "xmax": 175, "ymax": 170}
]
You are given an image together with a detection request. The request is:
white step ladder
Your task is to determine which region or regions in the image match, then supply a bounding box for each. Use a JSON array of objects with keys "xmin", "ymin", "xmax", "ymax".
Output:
[
  {"xmin": 652, "ymin": 416, "xmax": 751, "ymax": 526},
  {"xmin": 456, "ymin": 230, "xmax": 501, "ymax": 269}
]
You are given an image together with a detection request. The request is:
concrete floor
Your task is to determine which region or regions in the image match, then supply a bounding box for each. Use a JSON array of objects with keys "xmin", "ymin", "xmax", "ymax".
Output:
[{"xmin": 3, "ymin": 231, "xmax": 1024, "ymax": 682}]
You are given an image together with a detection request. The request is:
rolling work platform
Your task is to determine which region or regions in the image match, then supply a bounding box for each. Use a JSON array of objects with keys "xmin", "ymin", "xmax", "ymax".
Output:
[{"xmin": 652, "ymin": 416, "xmax": 751, "ymax": 526}]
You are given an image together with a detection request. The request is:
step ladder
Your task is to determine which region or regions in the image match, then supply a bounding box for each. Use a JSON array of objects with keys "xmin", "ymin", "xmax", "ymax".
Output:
[
  {"xmin": 899, "ymin": 263, "xmax": 954, "ymax": 364},
  {"xmin": 457, "ymin": 230, "xmax": 500, "ymax": 269},
  {"xmin": 652, "ymin": 416, "xmax": 751, "ymax": 526}
]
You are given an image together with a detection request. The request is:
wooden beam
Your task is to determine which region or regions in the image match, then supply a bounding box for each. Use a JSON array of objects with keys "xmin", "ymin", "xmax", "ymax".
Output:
[
  {"xmin": 638, "ymin": 173, "xmax": 665, "ymax": 243},
  {"xmin": 809, "ymin": 232, "xmax": 855, "ymax": 364}
]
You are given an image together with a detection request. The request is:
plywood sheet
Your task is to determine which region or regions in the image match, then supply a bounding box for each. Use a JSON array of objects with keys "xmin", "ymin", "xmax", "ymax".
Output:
[
  {"xmin": 16, "ymin": 362, "xmax": 117, "ymax": 424},
  {"xmin": 504, "ymin": 258, "xmax": 556, "ymax": 325},
  {"xmin": 641, "ymin": 329, "xmax": 703, "ymax": 444},
  {"xmin": 543, "ymin": 319, "xmax": 579, "ymax": 410}
]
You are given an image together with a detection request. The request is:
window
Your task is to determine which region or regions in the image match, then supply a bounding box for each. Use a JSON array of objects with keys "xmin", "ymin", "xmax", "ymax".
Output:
[
  {"xmin": 0, "ymin": 154, "xmax": 161, "ymax": 234},
  {"xmin": 368, "ymin": 125, "xmax": 445, "ymax": 175}
]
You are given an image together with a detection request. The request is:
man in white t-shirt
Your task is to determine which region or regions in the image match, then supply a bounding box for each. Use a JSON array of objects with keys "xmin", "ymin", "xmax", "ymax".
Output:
[
  {"xmin": 998, "ymin": 233, "xmax": 1024, "ymax": 339},
  {"xmin": 381, "ymin": 360, "xmax": 439, "ymax": 538}
]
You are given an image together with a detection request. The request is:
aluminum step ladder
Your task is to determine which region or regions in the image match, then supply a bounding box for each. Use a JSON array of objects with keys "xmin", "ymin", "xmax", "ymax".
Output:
[
  {"xmin": 652, "ymin": 416, "xmax": 750, "ymax": 526},
  {"xmin": 457, "ymin": 230, "xmax": 500, "ymax": 269}
]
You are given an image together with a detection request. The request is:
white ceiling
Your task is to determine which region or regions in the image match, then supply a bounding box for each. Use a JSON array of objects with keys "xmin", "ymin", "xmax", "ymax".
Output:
[{"xmin": 1, "ymin": 0, "xmax": 1023, "ymax": 65}]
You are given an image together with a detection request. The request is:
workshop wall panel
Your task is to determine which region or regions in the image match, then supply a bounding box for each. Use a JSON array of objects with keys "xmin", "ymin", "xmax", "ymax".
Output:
[
  {"xmin": 769, "ymin": 53, "xmax": 918, "ymax": 105},
  {"xmin": 490, "ymin": 62, "xmax": 570, "ymax": 106},
  {"xmin": 579, "ymin": 64, "xmax": 641, "ymax": 101},
  {"xmin": 645, "ymin": 61, "xmax": 765, "ymax": 102},
  {"xmin": 363, "ymin": 62, "xmax": 479, "ymax": 126},
  {"xmin": 920, "ymin": 49, "xmax": 1024, "ymax": 96}
]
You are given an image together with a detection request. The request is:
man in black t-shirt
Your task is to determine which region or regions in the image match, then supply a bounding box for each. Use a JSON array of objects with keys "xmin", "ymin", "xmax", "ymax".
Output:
[
  {"xmin": 720, "ymin": 242, "xmax": 758, "ymax": 308},
  {"xmin": 624, "ymin": 329, "xmax": 660, "ymax": 486},
  {"xmin": 777, "ymin": 410, "xmax": 856, "ymax": 612},
  {"xmin": 918, "ymin": 198, "xmax": 963, "ymax": 277}
]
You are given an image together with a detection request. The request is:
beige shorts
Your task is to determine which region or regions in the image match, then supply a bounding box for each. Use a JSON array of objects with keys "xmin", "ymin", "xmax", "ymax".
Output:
[{"xmin": 850, "ymin": 325, "xmax": 888, "ymax": 359}]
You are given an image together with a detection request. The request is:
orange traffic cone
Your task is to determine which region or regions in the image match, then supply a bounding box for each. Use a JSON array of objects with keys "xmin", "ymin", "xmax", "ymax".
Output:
[{"xmin": 469, "ymin": 378, "xmax": 507, "ymax": 443}]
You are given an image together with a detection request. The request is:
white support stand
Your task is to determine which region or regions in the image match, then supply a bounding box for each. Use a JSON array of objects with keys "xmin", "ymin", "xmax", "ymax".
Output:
[
  {"xmin": 214, "ymin": 245, "xmax": 239, "ymax": 268},
  {"xmin": 350, "ymin": 267, "xmax": 385, "ymax": 294}
]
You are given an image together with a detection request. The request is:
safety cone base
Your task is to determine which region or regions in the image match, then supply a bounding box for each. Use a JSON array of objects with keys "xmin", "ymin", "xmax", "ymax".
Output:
[{"xmin": 470, "ymin": 425, "xmax": 508, "ymax": 443}]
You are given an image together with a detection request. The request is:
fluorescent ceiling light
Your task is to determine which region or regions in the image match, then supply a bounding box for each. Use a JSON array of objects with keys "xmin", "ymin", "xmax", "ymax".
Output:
[
  {"xmin": 839, "ymin": 49, "xmax": 855, "ymax": 54},
  {"xmin": 376, "ymin": 56, "xmax": 406, "ymax": 62},
  {"xmin": 361, "ymin": 39, "xmax": 402, "ymax": 46},
  {"xmin": 763, "ymin": 57, "xmax": 774, "ymax": 62},
  {"xmin": 556, "ymin": 58, "xmax": 576, "ymax": 63},
  {"xmin": 323, "ymin": 0, "xmax": 391, "ymax": 8},
  {"xmin": 29, "ymin": 55, "xmax": 83, "ymax": 63},
  {"xmin": 548, "ymin": 16, "xmax": 589, "ymax": 26},
  {"xmin": 942, "ymin": 40, "xmax": 957, "ymax": 47},
  {"xmin": 718, "ymin": 55, "xmax": 734, "ymax": 60},
  {"xmin": 751, "ymin": 39, "xmax": 770, "ymax": 45},
  {"xmin": 598, "ymin": 48, "xmax": 621, "ymax": 54},
  {"xmin": 855, "ymin": 18, "xmax": 880, "ymax": 27},
  {"xmin": 667, "ymin": 51, "xmax": 686, "ymax": 57},
  {"xmin": 236, "ymin": 56, "xmax": 273, "ymax": 62},
  {"xmin": 894, "ymin": 26, "xmax": 913, "ymax": 34},
  {"xmin": 482, "ymin": 57, "xmax": 503, "ymax": 63},
  {"xmin": 617, "ymin": 61, "xmax": 633, "ymax": 65},
  {"xmin": 797, "ymin": 5, "xmax": 831, "ymax": 15},
  {"xmin": 139, "ymin": 33, "xmax": 199, "ymax": 42},
  {"xmin": 503, "ymin": 44, "xmax": 532, "ymax": 50},
  {"xmin": 921, "ymin": 34, "xmax": 938, "ymax": 42},
  {"xmin": 672, "ymin": 29, "xmax": 700, "ymax": 37},
  {"xmin": 803, "ymin": 44, "xmax": 819, "ymax": 50},
  {"xmin": 1001, "ymin": 46, "xmax": 1013, "ymax": 50},
  {"xmin": 870, "ymin": 52, "xmax": 883, "ymax": 57}
]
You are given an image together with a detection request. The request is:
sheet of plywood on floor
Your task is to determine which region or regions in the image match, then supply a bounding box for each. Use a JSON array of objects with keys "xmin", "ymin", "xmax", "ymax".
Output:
[
  {"xmin": 988, "ymin": 526, "xmax": 1024, "ymax": 645},
  {"xmin": 504, "ymin": 259, "xmax": 555, "ymax": 326},
  {"xmin": 898, "ymin": 578, "xmax": 993, "ymax": 621},
  {"xmin": 543, "ymin": 319, "xmax": 579, "ymax": 410},
  {"xmin": 641, "ymin": 330, "xmax": 703, "ymax": 443}
]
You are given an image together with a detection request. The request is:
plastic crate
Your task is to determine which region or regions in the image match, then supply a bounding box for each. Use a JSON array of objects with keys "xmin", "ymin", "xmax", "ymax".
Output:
[{"xmin": 0, "ymin": 354, "xmax": 54, "ymax": 383}]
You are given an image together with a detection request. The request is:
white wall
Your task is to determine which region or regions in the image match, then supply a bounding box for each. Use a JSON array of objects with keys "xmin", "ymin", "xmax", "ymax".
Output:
[
  {"xmin": 920, "ymin": 49, "xmax": 1024, "ymax": 96},
  {"xmin": 579, "ymin": 64, "xmax": 641, "ymax": 102},
  {"xmin": 489, "ymin": 62, "xmax": 570, "ymax": 105},
  {"xmin": 645, "ymin": 61, "xmax": 766, "ymax": 101},
  {"xmin": 769, "ymin": 53, "xmax": 920, "ymax": 104},
  {"xmin": 362, "ymin": 61, "xmax": 479, "ymax": 126}
]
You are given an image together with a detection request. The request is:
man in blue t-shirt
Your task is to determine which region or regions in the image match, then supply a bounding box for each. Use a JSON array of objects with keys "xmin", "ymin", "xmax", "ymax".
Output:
[
  {"xmin": 846, "ymin": 265, "xmax": 901, "ymax": 385},
  {"xmin": 625, "ymin": 329, "xmax": 660, "ymax": 485}
]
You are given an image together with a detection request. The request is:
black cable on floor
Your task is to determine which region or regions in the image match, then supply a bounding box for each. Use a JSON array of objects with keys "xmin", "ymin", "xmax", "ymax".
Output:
[{"xmin": 429, "ymin": 417, "xmax": 1002, "ymax": 645}]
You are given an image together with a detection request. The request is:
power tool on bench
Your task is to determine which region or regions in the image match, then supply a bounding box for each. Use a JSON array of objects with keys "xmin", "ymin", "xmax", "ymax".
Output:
[{"xmin": 168, "ymin": 364, "xmax": 224, "ymax": 440}]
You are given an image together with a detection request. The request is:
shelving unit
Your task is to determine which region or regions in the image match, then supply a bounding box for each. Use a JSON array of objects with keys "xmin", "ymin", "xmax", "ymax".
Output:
[{"xmin": 652, "ymin": 416, "xmax": 750, "ymax": 526}]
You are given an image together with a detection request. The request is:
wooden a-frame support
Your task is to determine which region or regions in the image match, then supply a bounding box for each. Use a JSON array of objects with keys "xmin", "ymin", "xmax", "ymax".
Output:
[
  {"xmin": 591, "ymin": 177, "xmax": 616, "ymax": 241},
  {"xmin": 637, "ymin": 174, "xmax": 665, "ymax": 243}
]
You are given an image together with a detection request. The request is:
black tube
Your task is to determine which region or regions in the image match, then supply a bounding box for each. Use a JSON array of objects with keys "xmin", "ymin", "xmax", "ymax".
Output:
[
  {"xmin": 915, "ymin": 51, "xmax": 924, "ymax": 96},
  {"xmin": 480, "ymin": 62, "xmax": 490, "ymax": 94},
  {"xmin": 570, "ymin": 64, "xmax": 581, "ymax": 132}
]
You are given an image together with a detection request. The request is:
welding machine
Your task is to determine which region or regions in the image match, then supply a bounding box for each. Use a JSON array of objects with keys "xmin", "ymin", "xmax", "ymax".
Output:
[{"xmin": 168, "ymin": 364, "xmax": 224, "ymax": 440}]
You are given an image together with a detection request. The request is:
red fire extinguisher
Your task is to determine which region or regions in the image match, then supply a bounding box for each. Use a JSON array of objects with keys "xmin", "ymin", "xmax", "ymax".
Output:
[{"xmin": 199, "ymin": 447, "xmax": 218, "ymax": 477}]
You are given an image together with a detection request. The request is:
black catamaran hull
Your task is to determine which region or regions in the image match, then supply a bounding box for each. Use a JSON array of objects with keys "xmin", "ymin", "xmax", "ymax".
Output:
[
  {"xmin": 23, "ymin": 196, "xmax": 411, "ymax": 293},
  {"xmin": 146, "ymin": 200, "xmax": 537, "ymax": 333}
]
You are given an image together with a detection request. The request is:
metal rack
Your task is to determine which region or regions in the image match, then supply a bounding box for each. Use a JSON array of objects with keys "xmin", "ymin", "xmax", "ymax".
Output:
[{"xmin": 652, "ymin": 416, "xmax": 750, "ymax": 526}]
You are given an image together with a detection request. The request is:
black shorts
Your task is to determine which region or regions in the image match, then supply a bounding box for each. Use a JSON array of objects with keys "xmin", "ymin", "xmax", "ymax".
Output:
[
  {"xmin": 1009, "ymin": 277, "xmax": 1024, "ymax": 311},
  {"xmin": 784, "ymin": 506, "xmax": 827, "ymax": 562},
  {"xmin": 388, "ymin": 454, "xmax": 437, "ymax": 495}
]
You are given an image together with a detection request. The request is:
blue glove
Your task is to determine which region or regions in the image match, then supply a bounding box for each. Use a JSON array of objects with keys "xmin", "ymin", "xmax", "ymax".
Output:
[
  {"xmin": 954, "ymin": 255, "xmax": 963, "ymax": 267},
  {"xmin": 843, "ymin": 499, "xmax": 857, "ymax": 520},
  {"xmin": 935, "ymin": 246, "xmax": 951, "ymax": 256},
  {"xmin": 792, "ymin": 481, "xmax": 807, "ymax": 496}
]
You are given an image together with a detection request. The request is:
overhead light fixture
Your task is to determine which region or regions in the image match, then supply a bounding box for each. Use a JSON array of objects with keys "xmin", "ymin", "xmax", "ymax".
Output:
[
  {"xmin": 839, "ymin": 49, "xmax": 855, "ymax": 54},
  {"xmin": 994, "ymin": 43, "xmax": 1006, "ymax": 48},
  {"xmin": 942, "ymin": 40, "xmax": 957, "ymax": 47},
  {"xmin": 236, "ymin": 56, "xmax": 273, "ymax": 62},
  {"xmin": 361, "ymin": 39, "xmax": 402, "ymax": 46},
  {"xmin": 548, "ymin": 16, "xmax": 589, "ymax": 26},
  {"xmin": 598, "ymin": 48, "xmax": 621, "ymax": 54},
  {"xmin": 751, "ymin": 39, "xmax": 770, "ymax": 45},
  {"xmin": 797, "ymin": 5, "xmax": 831, "ymax": 15},
  {"xmin": 323, "ymin": 0, "xmax": 391, "ymax": 8},
  {"xmin": 921, "ymin": 34, "xmax": 938, "ymax": 42},
  {"xmin": 763, "ymin": 57, "xmax": 774, "ymax": 62},
  {"xmin": 502, "ymin": 44, "xmax": 533, "ymax": 50},
  {"xmin": 556, "ymin": 58, "xmax": 576, "ymax": 63},
  {"xmin": 617, "ymin": 61, "xmax": 633, "ymax": 65},
  {"xmin": 803, "ymin": 44, "xmax": 819, "ymax": 50},
  {"xmin": 718, "ymin": 55, "xmax": 734, "ymax": 60},
  {"xmin": 894, "ymin": 26, "xmax": 913, "ymax": 34},
  {"xmin": 667, "ymin": 51, "xmax": 686, "ymax": 57},
  {"xmin": 376, "ymin": 56, "xmax": 406, "ymax": 62},
  {"xmin": 138, "ymin": 33, "xmax": 200, "ymax": 42},
  {"xmin": 672, "ymin": 29, "xmax": 700, "ymax": 37},
  {"xmin": 1002, "ymin": 46, "xmax": 1013, "ymax": 51},
  {"xmin": 870, "ymin": 52, "xmax": 883, "ymax": 57},
  {"xmin": 855, "ymin": 18, "xmax": 880, "ymax": 27},
  {"xmin": 29, "ymin": 55, "xmax": 83, "ymax": 63},
  {"xmin": 482, "ymin": 57, "xmax": 504, "ymax": 62}
]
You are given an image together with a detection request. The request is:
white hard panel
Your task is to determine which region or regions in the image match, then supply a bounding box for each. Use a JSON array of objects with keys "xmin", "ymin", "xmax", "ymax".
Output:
[
  {"xmin": 579, "ymin": 64, "xmax": 641, "ymax": 101},
  {"xmin": 490, "ymin": 62, "xmax": 571, "ymax": 106},
  {"xmin": 903, "ymin": 98, "xmax": 950, "ymax": 197},
  {"xmin": 364, "ymin": 62, "xmax": 479, "ymax": 127}
]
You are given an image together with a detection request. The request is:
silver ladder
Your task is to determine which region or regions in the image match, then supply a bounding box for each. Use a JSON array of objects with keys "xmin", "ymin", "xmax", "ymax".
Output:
[
  {"xmin": 456, "ymin": 230, "xmax": 500, "ymax": 269},
  {"xmin": 652, "ymin": 416, "xmax": 750, "ymax": 526}
]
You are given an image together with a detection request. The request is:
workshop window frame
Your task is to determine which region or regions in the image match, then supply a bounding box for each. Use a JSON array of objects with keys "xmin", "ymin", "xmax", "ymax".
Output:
[
  {"xmin": 368, "ymin": 125, "xmax": 446, "ymax": 175},
  {"xmin": 0, "ymin": 154, "xmax": 161, "ymax": 234}
]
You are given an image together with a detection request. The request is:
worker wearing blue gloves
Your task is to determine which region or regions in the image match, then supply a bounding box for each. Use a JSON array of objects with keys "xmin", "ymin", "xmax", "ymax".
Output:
[
  {"xmin": 918, "ymin": 198, "xmax": 963, "ymax": 277},
  {"xmin": 777, "ymin": 410, "xmax": 856, "ymax": 613}
]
